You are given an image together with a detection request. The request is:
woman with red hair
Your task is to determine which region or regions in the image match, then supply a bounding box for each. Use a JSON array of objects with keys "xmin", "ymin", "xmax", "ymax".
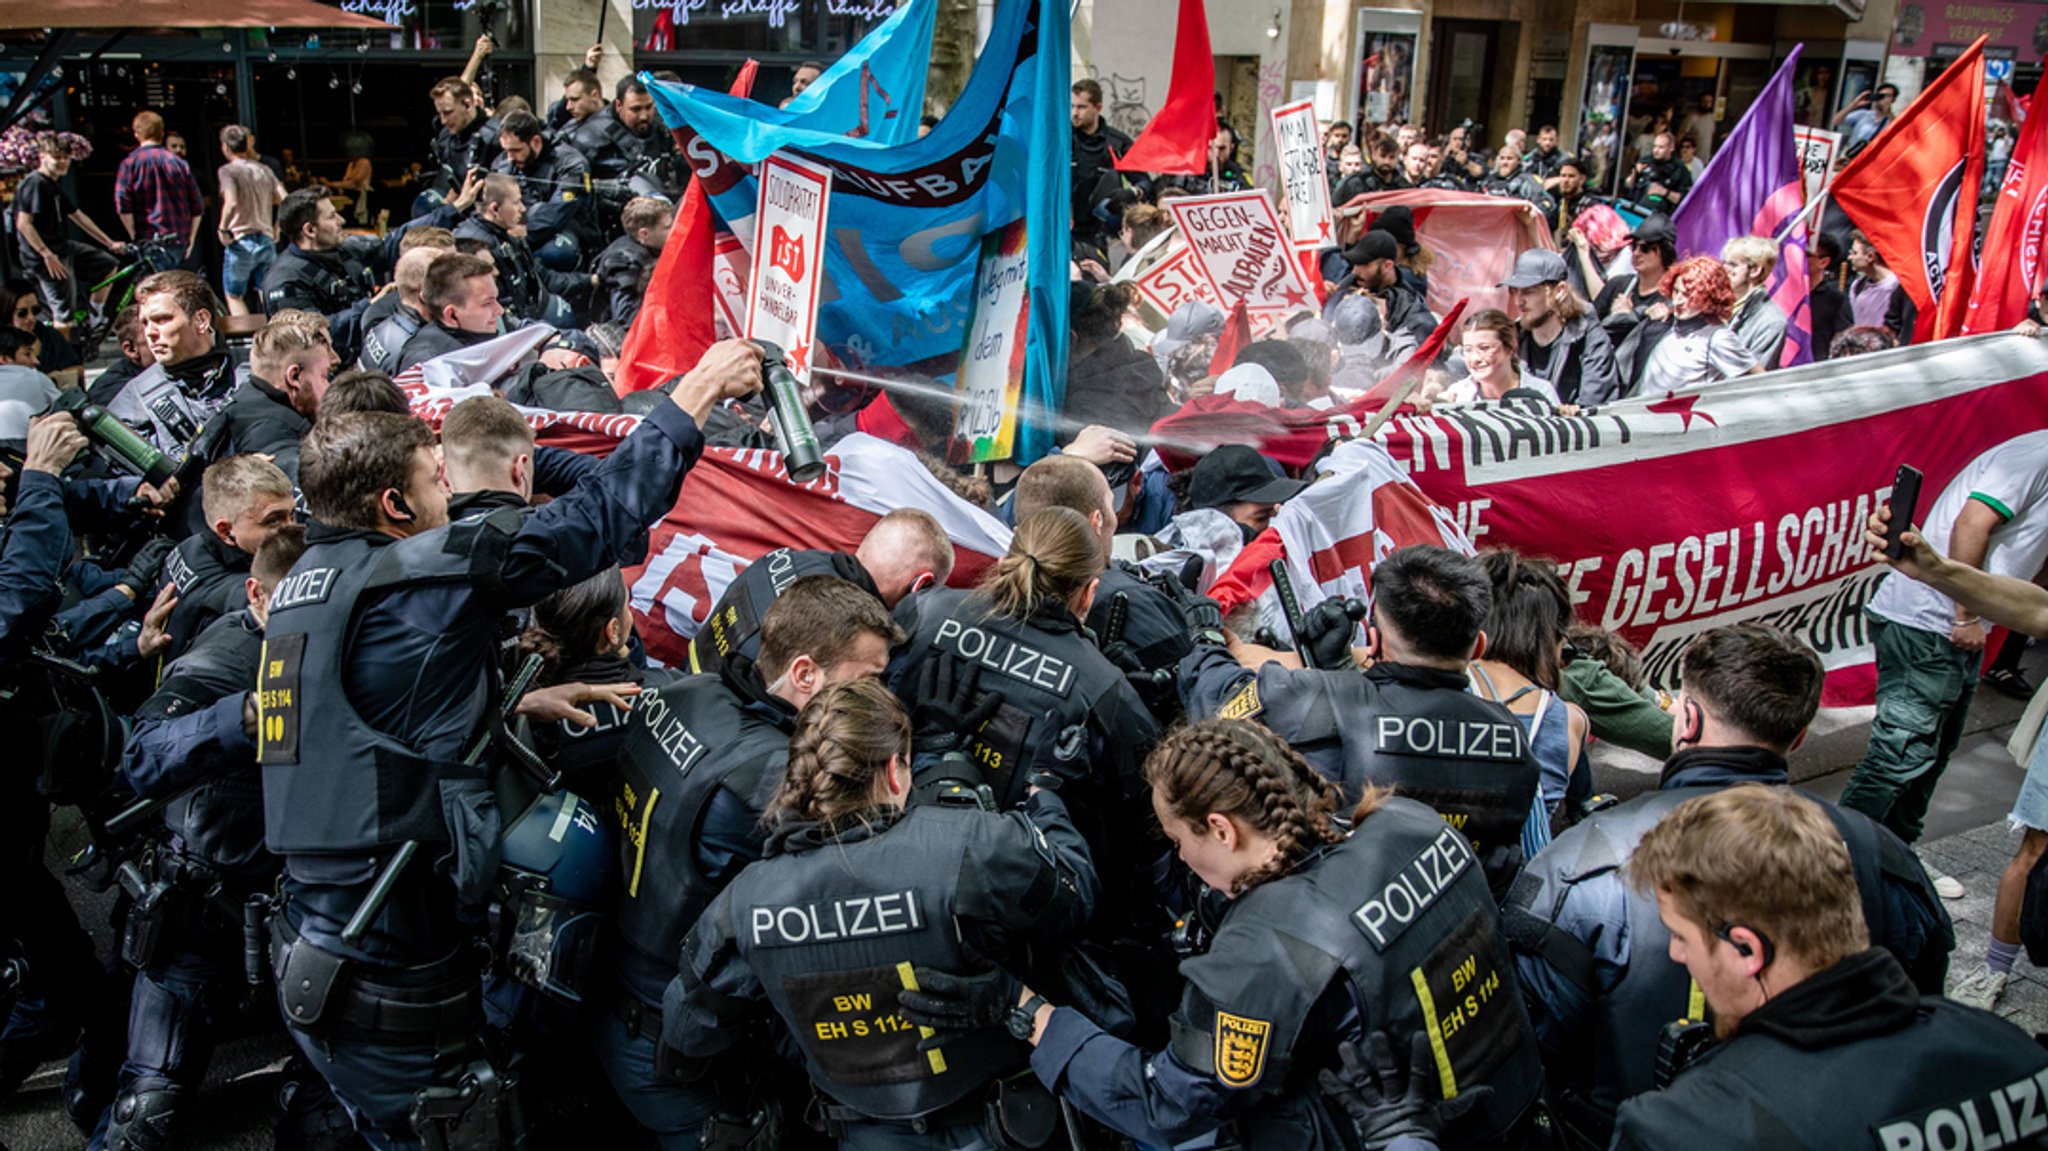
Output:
[{"xmin": 1638, "ymin": 255, "xmax": 1763, "ymax": 391}]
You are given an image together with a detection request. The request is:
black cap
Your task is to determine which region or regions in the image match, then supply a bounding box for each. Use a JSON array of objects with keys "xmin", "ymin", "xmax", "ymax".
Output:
[
  {"xmin": 1377, "ymin": 205, "xmax": 1417, "ymax": 250},
  {"xmin": 1343, "ymin": 229, "xmax": 1400, "ymax": 266},
  {"xmin": 1632, "ymin": 213, "xmax": 1676, "ymax": 247},
  {"xmin": 1189, "ymin": 444, "xmax": 1307, "ymax": 509}
]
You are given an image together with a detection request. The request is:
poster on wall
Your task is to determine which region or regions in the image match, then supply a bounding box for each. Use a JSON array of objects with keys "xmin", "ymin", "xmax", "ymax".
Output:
[
  {"xmin": 1575, "ymin": 38, "xmax": 1636, "ymax": 196},
  {"xmin": 1352, "ymin": 10, "xmax": 1420, "ymax": 128}
]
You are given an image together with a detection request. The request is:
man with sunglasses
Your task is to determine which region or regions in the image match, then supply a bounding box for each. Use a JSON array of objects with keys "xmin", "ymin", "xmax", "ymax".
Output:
[{"xmin": 1503, "ymin": 625, "xmax": 1951, "ymax": 1151}]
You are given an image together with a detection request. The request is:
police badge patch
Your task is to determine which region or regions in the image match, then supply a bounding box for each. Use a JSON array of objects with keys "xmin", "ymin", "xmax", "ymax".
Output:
[
  {"xmin": 1218, "ymin": 679, "xmax": 1263, "ymax": 720},
  {"xmin": 1213, "ymin": 1011, "xmax": 1272, "ymax": 1088}
]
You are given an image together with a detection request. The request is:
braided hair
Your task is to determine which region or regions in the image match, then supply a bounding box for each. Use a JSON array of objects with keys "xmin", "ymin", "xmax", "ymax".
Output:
[
  {"xmin": 1144, "ymin": 718, "xmax": 1360, "ymax": 894},
  {"xmin": 763, "ymin": 678, "xmax": 911, "ymax": 835}
]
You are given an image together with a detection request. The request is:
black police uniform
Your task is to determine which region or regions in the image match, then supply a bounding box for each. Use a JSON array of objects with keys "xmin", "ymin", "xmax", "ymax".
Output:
[
  {"xmin": 360, "ymin": 303, "xmax": 426, "ymax": 376},
  {"xmin": 492, "ymin": 138, "xmax": 593, "ymax": 253},
  {"xmin": 592, "ymin": 234, "xmax": 659, "ymax": 327},
  {"xmin": 1182, "ymin": 648, "xmax": 1541, "ymax": 901},
  {"xmin": 562, "ymin": 106, "xmax": 673, "ymax": 184},
  {"xmin": 667, "ymin": 791, "xmax": 1098, "ymax": 1148},
  {"xmin": 256, "ymin": 400, "xmax": 711, "ymax": 1145},
  {"xmin": 454, "ymin": 215, "xmax": 590, "ymax": 326},
  {"xmin": 98, "ymin": 607, "xmax": 276, "ymax": 1151},
  {"xmin": 1086, "ymin": 561, "xmax": 1194, "ymax": 710},
  {"xmin": 1504, "ymin": 745, "xmax": 1954, "ymax": 1149},
  {"xmin": 598, "ymin": 660, "xmax": 799, "ymax": 1145},
  {"xmin": 524, "ymin": 652, "xmax": 683, "ymax": 801},
  {"xmin": 429, "ymin": 113, "xmax": 503, "ymax": 191},
  {"xmin": 105, "ymin": 351, "xmax": 250, "ymax": 461},
  {"xmin": 261, "ymin": 244, "xmax": 377, "ymax": 365},
  {"xmin": 394, "ymin": 321, "xmax": 495, "ymax": 374},
  {"xmin": 889, "ymin": 587, "xmax": 1160, "ymax": 918},
  {"xmin": 688, "ymin": 547, "xmax": 881, "ymax": 679},
  {"xmin": 160, "ymin": 529, "xmax": 250, "ymax": 662},
  {"xmin": 1611, "ymin": 948, "xmax": 2048, "ymax": 1150},
  {"xmin": 217, "ymin": 374, "xmax": 312, "ymax": 478},
  {"xmin": 1622, "ymin": 157, "xmax": 1691, "ymax": 214},
  {"xmin": 1030, "ymin": 798, "xmax": 1546, "ymax": 1150}
]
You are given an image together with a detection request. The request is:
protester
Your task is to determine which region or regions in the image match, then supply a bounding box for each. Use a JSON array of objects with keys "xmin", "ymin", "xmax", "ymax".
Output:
[
  {"xmin": 1434, "ymin": 308, "xmax": 1559, "ymax": 407},
  {"xmin": 1501, "ymin": 249, "xmax": 1618, "ymax": 405},
  {"xmin": 1806, "ymin": 231, "xmax": 1854, "ymax": 362},
  {"xmin": 1638, "ymin": 257, "xmax": 1760, "ymax": 391},
  {"xmin": 1594, "ymin": 214, "xmax": 1677, "ymax": 394},
  {"xmin": 1846, "ymin": 230, "xmax": 1901, "ymax": 329},
  {"xmin": 1721, "ymin": 235, "xmax": 1788, "ymax": 367},
  {"xmin": 1325, "ymin": 229, "xmax": 1436, "ymax": 348}
]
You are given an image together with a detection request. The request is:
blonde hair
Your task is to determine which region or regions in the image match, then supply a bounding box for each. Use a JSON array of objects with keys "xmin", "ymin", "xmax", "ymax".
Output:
[
  {"xmin": 977, "ymin": 507, "xmax": 1102, "ymax": 621},
  {"xmin": 764, "ymin": 678, "xmax": 911, "ymax": 834},
  {"xmin": 1626, "ymin": 785, "xmax": 1869, "ymax": 969},
  {"xmin": 250, "ymin": 314, "xmax": 334, "ymax": 378},
  {"xmin": 200, "ymin": 454, "xmax": 294, "ymax": 525},
  {"xmin": 1720, "ymin": 235, "xmax": 1779, "ymax": 277}
]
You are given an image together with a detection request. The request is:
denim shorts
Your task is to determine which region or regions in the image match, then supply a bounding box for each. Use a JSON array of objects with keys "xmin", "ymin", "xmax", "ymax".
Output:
[
  {"xmin": 2012, "ymin": 725, "xmax": 2048, "ymax": 831},
  {"xmin": 221, "ymin": 233, "xmax": 276, "ymax": 298}
]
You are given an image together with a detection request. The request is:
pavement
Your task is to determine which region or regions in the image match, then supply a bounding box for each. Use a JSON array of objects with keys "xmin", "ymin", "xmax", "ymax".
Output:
[{"xmin": 6, "ymin": 648, "xmax": 2048, "ymax": 1148}]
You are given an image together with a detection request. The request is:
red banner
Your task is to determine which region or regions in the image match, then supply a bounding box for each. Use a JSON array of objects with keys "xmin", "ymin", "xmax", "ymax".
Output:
[
  {"xmin": 1337, "ymin": 190, "xmax": 1554, "ymax": 317},
  {"xmin": 1965, "ymin": 75, "xmax": 2048, "ymax": 335},
  {"xmin": 1112, "ymin": 0, "xmax": 1216, "ymax": 175}
]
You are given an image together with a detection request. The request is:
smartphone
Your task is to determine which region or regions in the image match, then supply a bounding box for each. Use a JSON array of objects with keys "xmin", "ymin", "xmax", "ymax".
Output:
[{"xmin": 1884, "ymin": 464, "xmax": 1924, "ymax": 560}]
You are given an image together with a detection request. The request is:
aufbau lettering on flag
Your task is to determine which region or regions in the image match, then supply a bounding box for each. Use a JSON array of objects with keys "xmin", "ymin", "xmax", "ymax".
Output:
[
  {"xmin": 744, "ymin": 153, "xmax": 832, "ymax": 379},
  {"xmin": 1359, "ymin": 335, "xmax": 2048, "ymax": 706},
  {"xmin": 1167, "ymin": 190, "xmax": 1315, "ymax": 335},
  {"xmin": 644, "ymin": 0, "xmax": 1071, "ymax": 462}
]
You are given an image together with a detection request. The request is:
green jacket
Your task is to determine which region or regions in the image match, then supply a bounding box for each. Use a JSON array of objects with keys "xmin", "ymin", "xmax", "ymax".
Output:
[{"xmin": 1560, "ymin": 657, "xmax": 1672, "ymax": 761}]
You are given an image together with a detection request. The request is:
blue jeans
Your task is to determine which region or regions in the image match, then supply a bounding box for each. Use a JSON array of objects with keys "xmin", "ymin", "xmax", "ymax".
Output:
[
  {"xmin": 221, "ymin": 234, "xmax": 276, "ymax": 307},
  {"xmin": 589, "ymin": 1008, "xmax": 719, "ymax": 1150}
]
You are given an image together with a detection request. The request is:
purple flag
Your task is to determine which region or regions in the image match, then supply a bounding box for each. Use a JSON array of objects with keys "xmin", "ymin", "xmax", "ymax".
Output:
[{"xmin": 1672, "ymin": 45, "xmax": 1812, "ymax": 367}]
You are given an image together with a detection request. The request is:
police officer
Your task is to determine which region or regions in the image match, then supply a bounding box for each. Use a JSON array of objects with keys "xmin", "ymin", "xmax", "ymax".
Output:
[
  {"xmin": 688, "ymin": 507, "xmax": 955, "ymax": 678},
  {"xmin": 455, "ymin": 174, "xmax": 593, "ymax": 327},
  {"xmin": 1611, "ymin": 786, "xmax": 2046, "ymax": 1149},
  {"xmin": 106, "ymin": 272, "xmax": 249, "ymax": 462},
  {"xmin": 262, "ymin": 189, "xmax": 376, "ymax": 364},
  {"xmin": 591, "ymin": 198, "xmax": 670, "ymax": 328},
  {"xmin": 257, "ymin": 340, "xmax": 761, "ymax": 1148},
  {"xmin": 161, "ymin": 454, "xmax": 295, "ymax": 660},
  {"xmin": 427, "ymin": 77, "xmax": 502, "ymax": 192},
  {"xmin": 1182, "ymin": 545, "xmax": 1541, "ymax": 900},
  {"xmin": 515, "ymin": 566, "xmax": 677, "ymax": 799},
  {"xmin": 214, "ymin": 312, "xmax": 336, "ymax": 477},
  {"xmin": 395, "ymin": 254, "xmax": 503, "ymax": 372},
  {"xmin": 563, "ymin": 77, "xmax": 675, "ymax": 186},
  {"xmin": 668, "ymin": 676, "xmax": 1098, "ymax": 1149},
  {"xmin": 92, "ymin": 525, "xmax": 304, "ymax": 1151},
  {"xmin": 600, "ymin": 574, "xmax": 902, "ymax": 1147},
  {"xmin": 359, "ymin": 247, "xmax": 440, "ymax": 376},
  {"xmin": 1504, "ymin": 624, "xmax": 1953, "ymax": 1149},
  {"xmin": 978, "ymin": 718, "xmax": 1546, "ymax": 1150},
  {"xmin": 491, "ymin": 109, "xmax": 591, "ymax": 258}
]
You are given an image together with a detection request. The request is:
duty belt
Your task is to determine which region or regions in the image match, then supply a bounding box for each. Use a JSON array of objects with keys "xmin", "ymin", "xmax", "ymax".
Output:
[
  {"xmin": 271, "ymin": 915, "xmax": 475, "ymax": 1044},
  {"xmin": 612, "ymin": 992, "xmax": 665, "ymax": 1044},
  {"xmin": 818, "ymin": 1091, "xmax": 987, "ymax": 1137}
]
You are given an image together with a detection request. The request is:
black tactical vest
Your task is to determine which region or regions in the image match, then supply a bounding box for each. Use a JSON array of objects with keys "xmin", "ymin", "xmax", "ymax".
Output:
[
  {"xmin": 704, "ymin": 804, "xmax": 1067, "ymax": 1121},
  {"xmin": 257, "ymin": 508, "xmax": 524, "ymax": 854},
  {"xmin": 147, "ymin": 610, "xmax": 273, "ymax": 875},
  {"xmin": 359, "ymin": 307, "xmax": 423, "ymax": 375},
  {"xmin": 687, "ymin": 548, "xmax": 878, "ymax": 679},
  {"xmin": 1245, "ymin": 662, "xmax": 1541, "ymax": 900},
  {"xmin": 107, "ymin": 353, "xmax": 248, "ymax": 457},
  {"xmin": 1169, "ymin": 798, "xmax": 1544, "ymax": 1150},
  {"xmin": 609, "ymin": 669, "xmax": 794, "ymax": 1003}
]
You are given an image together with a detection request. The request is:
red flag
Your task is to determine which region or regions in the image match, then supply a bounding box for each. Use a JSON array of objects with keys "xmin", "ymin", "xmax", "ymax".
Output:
[
  {"xmin": 1965, "ymin": 73, "xmax": 2048, "ymax": 334},
  {"xmin": 1829, "ymin": 38, "xmax": 1987, "ymax": 343},
  {"xmin": 615, "ymin": 61, "xmax": 759, "ymax": 395},
  {"xmin": 1210, "ymin": 298, "xmax": 1252, "ymax": 374},
  {"xmin": 1112, "ymin": 0, "xmax": 1216, "ymax": 175}
]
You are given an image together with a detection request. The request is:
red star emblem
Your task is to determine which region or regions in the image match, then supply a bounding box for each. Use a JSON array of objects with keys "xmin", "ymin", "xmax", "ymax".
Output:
[
  {"xmin": 1279, "ymin": 284, "xmax": 1309, "ymax": 308},
  {"xmin": 1316, "ymin": 219, "xmax": 1331, "ymax": 240},
  {"xmin": 788, "ymin": 334, "xmax": 812, "ymax": 370},
  {"xmin": 1645, "ymin": 392, "xmax": 1718, "ymax": 431}
]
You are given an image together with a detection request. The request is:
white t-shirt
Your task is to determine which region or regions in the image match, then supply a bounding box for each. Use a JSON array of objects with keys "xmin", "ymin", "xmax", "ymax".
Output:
[
  {"xmin": 1437, "ymin": 373, "xmax": 1561, "ymax": 407},
  {"xmin": 1868, "ymin": 431, "xmax": 2048, "ymax": 635}
]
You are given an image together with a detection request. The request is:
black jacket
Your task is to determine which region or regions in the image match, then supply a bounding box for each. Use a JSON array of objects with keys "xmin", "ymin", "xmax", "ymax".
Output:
[
  {"xmin": 1810, "ymin": 278, "xmax": 1854, "ymax": 362},
  {"xmin": 262, "ymin": 245, "xmax": 375, "ymax": 363},
  {"xmin": 592, "ymin": 234, "xmax": 658, "ymax": 326},
  {"xmin": 394, "ymin": 321, "xmax": 495, "ymax": 372},
  {"xmin": 1064, "ymin": 337, "xmax": 1173, "ymax": 438},
  {"xmin": 219, "ymin": 374, "xmax": 311, "ymax": 477}
]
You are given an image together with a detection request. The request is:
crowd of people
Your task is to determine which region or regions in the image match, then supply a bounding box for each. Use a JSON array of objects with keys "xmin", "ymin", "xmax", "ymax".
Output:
[{"xmin": 0, "ymin": 35, "xmax": 2044, "ymax": 1151}]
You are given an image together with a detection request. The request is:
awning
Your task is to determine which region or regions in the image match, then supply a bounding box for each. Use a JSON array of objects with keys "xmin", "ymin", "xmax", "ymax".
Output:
[{"xmin": 0, "ymin": 0, "xmax": 393, "ymax": 30}]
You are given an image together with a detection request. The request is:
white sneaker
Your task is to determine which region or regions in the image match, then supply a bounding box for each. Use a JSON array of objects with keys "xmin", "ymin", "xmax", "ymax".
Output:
[
  {"xmin": 1933, "ymin": 874, "xmax": 1966, "ymax": 900},
  {"xmin": 1950, "ymin": 964, "xmax": 2010, "ymax": 1011}
]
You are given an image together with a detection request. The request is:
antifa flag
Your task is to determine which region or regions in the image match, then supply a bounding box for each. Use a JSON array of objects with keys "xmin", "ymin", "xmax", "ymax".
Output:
[
  {"xmin": 1111, "ymin": 0, "xmax": 1216, "ymax": 175},
  {"xmin": 1672, "ymin": 46, "xmax": 1812, "ymax": 367},
  {"xmin": 642, "ymin": 0, "xmax": 1072, "ymax": 463},
  {"xmin": 1829, "ymin": 36, "xmax": 1987, "ymax": 343},
  {"xmin": 1965, "ymin": 74, "xmax": 2048, "ymax": 334}
]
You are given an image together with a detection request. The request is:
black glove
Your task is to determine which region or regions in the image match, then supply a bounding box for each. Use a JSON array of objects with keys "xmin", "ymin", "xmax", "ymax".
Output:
[
  {"xmin": 119, "ymin": 537, "xmax": 175, "ymax": 597},
  {"xmin": 897, "ymin": 964, "xmax": 1022, "ymax": 1047},
  {"xmin": 1300, "ymin": 597, "xmax": 1367, "ymax": 670},
  {"xmin": 910, "ymin": 653, "xmax": 1002, "ymax": 759},
  {"xmin": 1319, "ymin": 1032, "xmax": 1442, "ymax": 1150}
]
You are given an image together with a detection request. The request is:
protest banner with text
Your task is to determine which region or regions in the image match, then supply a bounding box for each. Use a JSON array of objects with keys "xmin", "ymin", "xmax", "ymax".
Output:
[{"xmin": 744, "ymin": 152, "xmax": 833, "ymax": 379}]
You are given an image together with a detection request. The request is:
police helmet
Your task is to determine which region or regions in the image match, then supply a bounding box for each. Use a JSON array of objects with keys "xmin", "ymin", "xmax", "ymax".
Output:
[{"xmin": 496, "ymin": 789, "xmax": 617, "ymax": 1004}]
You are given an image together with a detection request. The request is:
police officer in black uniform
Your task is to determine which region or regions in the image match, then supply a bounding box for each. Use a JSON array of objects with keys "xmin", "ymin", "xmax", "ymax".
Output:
[
  {"xmin": 490, "ymin": 109, "xmax": 591, "ymax": 257},
  {"xmin": 600, "ymin": 574, "xmax": 903, "ymax": 1147},
  {"xmin": 563, "ymin": 77, "xmax": 676, "ymax": 186},
  {"xmin": 455, "ymin": 174, "xmax": 593, "ymax": 327},
  {"xmin": 687, "ymin": 508, "xmax": 955, "ymax": 678},
  {"xmin": 1610, "ymin": 786, "xmax": 2046, "ymax": 1150},
  {"xmin": 1181, "ymin": 545, "xmax": 1541, "ymax": 900},
  {"xmin": 161, "ymin": 455, "xmax": 296, "ymax": 661},
  {"xmin": 979, "ymin": 718, "xmax": 1546, "ymax": 1150},
  {"xmin": 428, "ymin": 76, "xmax": 502, "ymax": 193},
  {"xmin": 1505, "ymin": 624, "xmax": 1954, "ymax": 1149},
  {"xmin": 668, "ymin": 676, "xmax": 1098, "ymax": 1149},
  {"xmin": 106, "ymin": 272, "xmax": 249, "ymax": 467},
  {"xmin": 214, "ymin": 313, "xmax": 336, "ymax": 479},
  {"xmin": 256, "ymin": 339, "xmax": 761, "ymax": 1148},
  {"xmin": 515, "ymin": 566, "xmax": 680, "ymax": 799},
  {"xmin": 91, "ymin": 525, "xmax": 304, "ymax": 1151},
  {"xmin": 262, "ymin": 189, "xmax": 377, "ymax": 365}
]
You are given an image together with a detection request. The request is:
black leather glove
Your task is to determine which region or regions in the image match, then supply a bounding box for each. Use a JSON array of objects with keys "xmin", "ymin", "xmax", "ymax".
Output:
[
  {"xmin": 1319, "ymin": 1032, "xmax": 1442, "ymax": 1150},
  {"xmin": 910, "ymin": 653, "xmax": 1002, "ymax": 759},
  {"xmin": 897, "ymin": 964, "xmax": 1022, "ymax": 1046},
  {"xmin": 1300, "ymin": 597, "xmax": 1367, "ymax": 670},
  {"xmin": 119, "ymin": 537, "xmax": 175, "ymax": 597}
]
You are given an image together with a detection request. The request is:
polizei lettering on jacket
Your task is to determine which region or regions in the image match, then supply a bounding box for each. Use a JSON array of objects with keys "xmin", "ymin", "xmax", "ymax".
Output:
[
  {"xmin": 1875, "ymin": 1067, "xmax": 2048, "ymax": 1151},
  {"xmin": 1375, "ymin": 715, "xmax": 1526, "ymax": 761},
  {"xmin": 267, "ymin": 567, "xmax": 341, "ymax": 613},
  {"xmin": 1352, "ymin": 827, "xmax": 1474, "ymax": 952},
  {"xmin": 933, "ymin": 618, "xmax": 1076, "ymax": 696},
  {"xmin": 750, "ymin": 890, "xmax": 924, "ymax": 947}
]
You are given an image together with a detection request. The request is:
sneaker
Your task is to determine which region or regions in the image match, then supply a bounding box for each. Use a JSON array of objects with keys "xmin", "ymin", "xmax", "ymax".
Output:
[
  {"xmin": 1985, "ymin": 666, "xmax": 2036, "ymax": 699},
  {"xmin": 1934, "ymin": 874, "xmax": 1966, "ymax": 899},
  {"xmin": 1950, "ymin": 964, "xmax": 2011, "ymax": 1011}
]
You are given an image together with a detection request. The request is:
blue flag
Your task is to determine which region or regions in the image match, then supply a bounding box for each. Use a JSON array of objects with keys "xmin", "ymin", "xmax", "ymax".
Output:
[{"xmin": 647, "ymin": 0, "xmax": 1071, "ymax": 462}]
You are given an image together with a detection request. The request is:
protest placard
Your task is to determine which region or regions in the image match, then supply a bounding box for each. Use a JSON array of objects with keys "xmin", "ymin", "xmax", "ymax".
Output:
[{"xmin": 743, "ymin": 152, "xmax": 833, "ymax": 379}]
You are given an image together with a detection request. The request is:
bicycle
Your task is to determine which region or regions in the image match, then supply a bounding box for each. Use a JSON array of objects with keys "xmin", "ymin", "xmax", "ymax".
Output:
[{"xmin": 66, "ymin": 235, "xmax": 184, "ymax": 360}]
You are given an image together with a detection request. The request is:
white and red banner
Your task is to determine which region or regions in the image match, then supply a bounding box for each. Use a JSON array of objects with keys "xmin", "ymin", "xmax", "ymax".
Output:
[
  {"xmin": 744, "ymin": 152, "xmax": 833, "ymax": 380},
  {"xmin": 1166, "ymin": 190, "xmax": 1316, "ymax": 328},
  {"xmin": 1792, "ymin": 126, "xmax": 1840, "ymax": 207},
  {"xmin": 1339, "ymin": 190, "xmax": 1554, "ymax": 317},
  {"xmin": 1271, "ymin": 98, "xmax": 1334, "ymax": 249},
  {"xmin": 1131, "ymin": 244, "xmax": 1221, "ymax": 322}
]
